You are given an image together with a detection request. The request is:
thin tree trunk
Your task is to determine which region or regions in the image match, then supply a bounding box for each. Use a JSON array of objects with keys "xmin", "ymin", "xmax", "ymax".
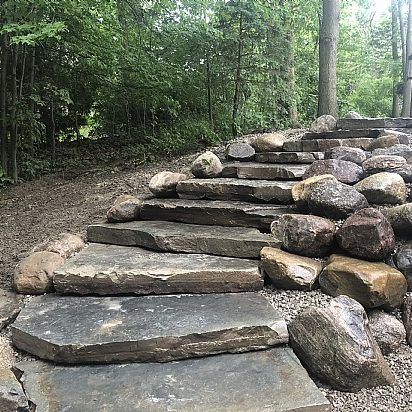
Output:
[
  {"xmin": 51, "ymin": 100, "xmax": 56, "ymax": 165},
  {"xmin": 10, "ymin": 44, "xmax": 18, "ymax": 183},
  {"xmin": 28, "ymin": 47, "xmax": 36, "ymax": 152},
  {"xmin": 398, "ymin": 0, "xmax": 407, "ymax": 78},
  {"xmin": 206, "ymin": 55, "xmax": 213, "ymax": 129},
  {"xmin": 318, "ymin": 0, "xmax": 340, "ymax": 118},
  {"xmin": 232, "ymin": 10, "xmax": 243, "ymax": 138},
  {"xmin": 0, "ymin": 33, "xmax": 8, "ymax": 173},
  {"xmin": 392, "ymin": 0, "xmax": 401, "ymax": 117},
  {"xmin": 402, "ymin": 0, "xmax": 412, "ymax": 117}
]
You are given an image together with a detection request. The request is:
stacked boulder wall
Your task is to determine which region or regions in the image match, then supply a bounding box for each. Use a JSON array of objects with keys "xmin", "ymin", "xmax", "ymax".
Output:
[
  {"xmin": 288, "ymin": 295, "xmax": 395, "ymax": 392},
  {"xmin": 302, "ymin": 159, "xmax": 364, "ymax": 184},
  {"xmin": 319, "ymin": 255, "xmax": 407, "ymax": 310}
]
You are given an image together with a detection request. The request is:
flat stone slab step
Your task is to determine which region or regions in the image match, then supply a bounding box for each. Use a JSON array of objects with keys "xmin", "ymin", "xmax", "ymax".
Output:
[
  {"xmin": 283, "ymin": 138, "xmax": 374, "ymax": 152},
  {"xmin": 176, "ymin": 178, "xmax": 294, "ymax": 204},
  {"xmin": 53, "ymin": 243, "xmax": 263, "ymax": 295},
  {"xmin": 140, "ymin": 199, "xmax": 295, "ymax": 231},
  {"xmin": 255, "ymin": 151, "xmax": 324, "ymax": 163},
  {"xmin": 337, "ymin": 117, "xmax": 412, "ymax": 130},
  {"xmin": 16, "ymin": 348, "xmax": 330, "ymax": 412},
  {"xmin": 302, "ymin": 129, "xmax": 381, "ymax": 140},
  {"xmin": 87, "ymin": 221, "xmax": 279, "ymax": 258},
  {"xmin": 222, "ymin": 162, "xmax": 308, "ymax": 180},
  {"xmin": 12, "ymin": 293, "xmax": 288, "ymax": 363}
]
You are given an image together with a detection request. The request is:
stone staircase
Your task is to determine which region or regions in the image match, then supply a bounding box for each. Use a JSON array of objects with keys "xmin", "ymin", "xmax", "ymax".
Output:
[{"xmin": 11, "ymin": 118, "xmax": 412, "ymax": 411}]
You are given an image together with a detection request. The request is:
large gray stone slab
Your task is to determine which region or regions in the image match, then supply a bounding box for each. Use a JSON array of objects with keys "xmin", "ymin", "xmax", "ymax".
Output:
[
  {"xmin": 0, "ymin": 368, "xmax": 29, "ymax": 412},
  {"xmin": 283, "ymin": 138, "xmax": 374, "ymax": 152},
  {"xmin": 0, "ymin": 289, "xmax": 23, "ymax": 330},
  {"xmin": 87, "ymin": 221, "xmax": 279, "ymax": 258},
  {"xmin": 255, "ymin": 151, "xmax": 324, "ymax": 163},
  {"xmin": 177, "ymin": 178, "xmax": 294, "ymax": 204},
  {"xmin": 222, "ymin": 162, "xmax": 308, "ymax": 180},
  {"xmin": 337, "ymin": 117, "xmax": 412, "ymax": 130},
  {"xmin": 16, "ymin": 348, "xmax": 330, "ymax": 412},
  {"xmin": 140, "ymin": 198, "xmax": 295, "ymax": 231},
  {"xmin": 12, "ymin": 293, "xmax": 288, "ymax": 364},
  {"xmin": 53, "ymin": 243, "xmax": 263, "ymax": 295},
  {"xmin": 303, "ymin": 129, "xmax": 381, "ymax": 140}
]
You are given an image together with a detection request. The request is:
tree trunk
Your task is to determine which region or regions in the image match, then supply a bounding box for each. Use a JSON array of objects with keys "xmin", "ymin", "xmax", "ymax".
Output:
[
  {"xmin": 0, "ymin": 33, "xmax": 8, "ymax": 174},
  {"xmin": 28, "ymin": 47, "xmax": 36, "ymax": 152},
  {"xmin": 402, "ymin": 0, "xmax": 412, "ymax": 117},
  {"xmin": 51, "ymin": 100, "xmax": 56, "ymax": 165},
  {"xmin": 318, "ymin": 0, "xmax": 340, "ymax": 118},
  {"xmin": 392, "ymin": 0, "xmax": 401, "ymax": 117},
  {"xmin": 206, "ymin": 55, "xmax": 213, "ymax": 129},
  {"xmin": 232, "ymin": 10, "xmax": 243, "ymax": 138},
  {"xmin": 10, "ymin": 44, "xmax": 18, "ymax": 183},
  {"xmin": 398, "ymin": 0, "xmax": 407, "ymax": 78}
]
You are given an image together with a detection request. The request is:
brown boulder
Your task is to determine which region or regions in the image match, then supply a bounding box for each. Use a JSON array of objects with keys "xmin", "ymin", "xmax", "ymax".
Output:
[
  {"xmin": 32, "ymin": 233, "xmax": 85, "ymax": 259},
  {"xmin": 107, "ymin": 199, "xmax": 141, "ymax": 223},
  {"xmin": 363, "ymin": 155, "xmax": 407, "ymax": 175},
  {"xmin": 326, "ymin": 146, "xmax": 367, "ymax": 165},
  {"xmin": 252, "ymin": 133, "xmax": 287, "ymax": 152},
  {"xmin": 149, "ymin": 171, "xmax": 188, "ymax": 197},
  {"xmin": 367, "ymin": 134, "xmax": 408, "ymax": 151}
]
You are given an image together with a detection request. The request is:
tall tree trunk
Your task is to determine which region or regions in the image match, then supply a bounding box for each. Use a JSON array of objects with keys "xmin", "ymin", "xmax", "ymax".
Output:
[
  {"xmin": 28, "ymin": 47, "xmax": 36, "ymax": 152},
  {"xmin": 402, "ymin": 0, "xmax": 412, "ymax": 117},
  {"xmin": 398, "ymin": 0, "xmax": 407, "ymax": 78},
  {"xmin": 392, "ymin": 0, "xmax": 401, "ymax": 117},
  {"xmin": 232, "ymin": 10, "xmax": 243, "ymax": 138},
  {"xmin": 206, "ymin": 55, "xmax": 213, "ymax": 129},
  {"xmin": 10, "ymin": 44, "xmax": 18, "ymax": 183},
  {"xmin": 318, "ymin": 0, "xmax": 340, "ymax": 118},
  {"xmin": 50, "ymin": 100, "xmax": 56, "ymax": 165},
  {"xmin": 0, "ymin": 33, "xmax": 8, "ymax": 173}
]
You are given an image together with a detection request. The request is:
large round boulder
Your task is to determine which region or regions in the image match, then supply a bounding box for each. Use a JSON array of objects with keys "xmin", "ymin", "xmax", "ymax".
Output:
[
  {"xmin": 381, "ymin": 203, "xmax": 412, "ymax": 235},
  {"xmin": 107, "ymin": 198, "xmax": 142, "ymax": 223},
  {"xmin": 190, "ymin": 152, "xmax": 223, "ymax": 178},
  {"xmin": 310, "ymin": 115, "xmax": 337, "ymax": 133},
  {"xmin": 149, "ymin": 171, "xmax": 188, "ymax": 197},
  {"xmin": 302, "ymin": 159, "xmax": 363, "ymax": 184},
  {"xmin": 325, "ymin": 146, "xmax": 367, "ymax": 165},
  {"xmin": 252, "ymin": 133, "xmax": 286, "ymax": 152},
  {"xmin": 226, "ymin": 142, "xmax": 255, "ymax": 161}
]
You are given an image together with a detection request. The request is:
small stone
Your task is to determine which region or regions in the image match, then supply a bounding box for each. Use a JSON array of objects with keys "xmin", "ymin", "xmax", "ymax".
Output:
[
  {"xmin": 272, "ymin": 214, "xmax": 335, "ymax": 258},
  {"xmin": 372, "ymin": 144, "xmax": 412, "ymax": 159},
  {"xmin": 13, "ymin": 251, "xmax": 65, "ymax": 294},
  {"xmin": 367, "ymin": 134, "xmax": 407, "ymax": 151},
  {"xmin": 107, "ymin": 199, "xmax": 141, "ymax": 223},
  {"xmin": 368, "ymin": 310, "xmax": 406, "ymax": 354},
  {"xmin": 403, "ymin": 296, "xmax": 412, "ymax": 346},
  {"xmin": 344, "ymin": 111, "xmax": 363, "ymax": 119},
  {"xmin": 381, "ymin": 203, "xmax": 412, "ymax": 235},
  {"xmin": 325, "ymin": 147, "xmax": 367, "ymax": 165},
  {"xmin": 32, "ymin": 233, "xmax": 85, "ymax": 259},
  {"xmin": 394, "ymin": 242, "xmax": 412, "ymax": 291},
  {"xmin": 354, "ymin": 172, "xmax": 407, "ymax": 204},
  {"xmin": 149, "ymin": 171, "xmax": 188, "ymax": 197},
  {"xmin": 302, "ymin": 159, "xmax": 364, "ymax": 184},
  {"xmin": 319, "ymin": 254, "xmax": 407, "ymax": 309},
  {"xmin": 191, "ymin": 152, "xmax": 223, "ymax": 178},
  {"xmin": 261, "ymin": 247, "xmax": 322, "ymax": 291},
  {"xmin": 307, "ymin": 180, "xmax": 369, "ymax": 220},
  {"xmin": 363, "ymin": 155, "xmax": 407, "ymax": 175},
  {"xmin": 252, "ymin": 133, "xmax": 287, "ymax": 152},
  {"xmin": 226, "ymin": 143, "xmax": 255, "ymax": 161},
  {"xmin": 0, "ymin": 290, "xmax": 22, "ymax": 330},
  {"xmin": 288, "ymin": 295, "xmax": 395, "ymax": 392},
  {"xmin": 0, "ymin": 337, "xmax": 15, "ymax": 369},
  {"xmin": 0, "ymin": 368, "xmax": 29, "ymax": 412},
  {"xmin": 310, "ymin": 115, "xmax": 337, "ymax": 133}
]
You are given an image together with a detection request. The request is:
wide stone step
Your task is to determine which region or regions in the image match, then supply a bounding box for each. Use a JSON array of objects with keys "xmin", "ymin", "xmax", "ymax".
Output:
[
  {"xmin": 337, "ymin": 117, "xmax": 412, "ymax": 130},
  {"xmin": 87, "ymin": 221, "xmax": 279, "ymax": 258},
  {"xmin": 255, "ymin": 151, "xmax": 324, "ymax": 163},
  {"xmin": 16, "ymin": 348, "xmax": 330, "ymax": 412},
  {"xmin": 53, "ymin": 243, "xmax": 263, "ymax": 295},
  {"xmin": 222, "ymin": 162, "xmax": 308, "ymax": 180},
  {"xmin": 12, "ymin": 293, "xmax": 288, "ymax": 364},
  {"xmin": 176, "ymin": 178, "xmax": 294, "ymax": 204},
  {"xmin": 140, "ymin": 198, "xmax": 295, "ymax": 231},
  {"xmin": 302, "ymin": 129, "xmax": 381, "ymax": 140},
  {"xmin": 283, "ymin": 137, "xmax": 374, "ymax": 152}
]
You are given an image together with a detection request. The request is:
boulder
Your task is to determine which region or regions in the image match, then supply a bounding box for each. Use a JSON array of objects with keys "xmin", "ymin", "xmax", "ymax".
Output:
[
  {"xmin": 107, "ymin": 199, "xmax": 141, "ymax": 223},
  {"xmin": 0, "ymin": 368, "xmax": 29, "ymax": 412},
  {"xmin": 344, "ymin": 111, "xmax": 363, "ymax": 119},
  {"xmin": 372, "ymin": 144, "xmax": 412, "ymax": 159},
  {"xmin": 226, "ymin": 143, "xmax": 255, "ymax": 161},
  {"xmin": 113, "ymin": 194, "xmax": 136, "ymax": 205},
  {"xmin": 0, "ymin": 290, "xmax": 22, "ymax": 330},
  {"xmin": 302, "ymin": 159, "xmax": 363, "ymax": 185},
  {"xmin": 367, "ymin": 134, "xmax": 408, "ymax": 151},
  {"xmin": 252, "ymin": 133, "xmax": 287, "ymax": 152},
  {"xmin": 394, "ymin": 242, "xmax": 412, "ymax": 290},
  {"xmin": 306, "ymin": 181, "xmax": 369, "ymax": 220},
  {"xmin": 392, "ymin": 164, "xmax": 412, "ymax": 183},
  {"xmin": 325, "ymin": 146, "xmax": 367, "ymax": 165},
  {"xmin": 191, "ymin": 152, "xmax": 223, "ymax": 178},
  {"xmin": 381, "ymin": 203, "xmax": 412, "ymax": 235},
  {"xmin": 32, "ymin": 233, "xmax": 85, "ymax": 259},
  {"xmin": 13, "ymin": 251, "xmax": 65, "ymax": 294},
  {"xmin": 310, "ymin": 115, "xmax": 337, "ymax": 133},
  {"xmin": 403, "ymin": 296, "xmax": 412, "ymax": 346},
  {"xmin": 354, "ymin": 172, "xmax": 407, "ymax": 205},
  {"xmin": 336, "ymin": 208, "xmax": 395, "ymax": 261},
  {"xmin": 368, "ymin": 310, "xmax": 406, "ymax": 354},
  {"xmin": 260, "ymin": 247, "xmax": 322, "ymax": 291},
  {"xmin": 363, "ymin": 155, "xmax": 407, "ymax": 175},
  {"xmin": 319, "ymin": 254, "xmax": 407, "ymax": 309},
  {"xmin": 272, "ymin": 214, "xmax": 335, "ymax": 258},
  {"xmin": 288, "ymin": 295, "xmax": 395, "ymax": 392},
  {"xmin": 149, "ymin": 171, "xmax": 188, "ymax": 197}
]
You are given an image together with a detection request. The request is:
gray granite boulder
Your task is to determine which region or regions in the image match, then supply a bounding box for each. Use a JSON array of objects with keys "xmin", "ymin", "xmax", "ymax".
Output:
[
  {"xmin": 372, "ymin": 144, "xmax": 412, "ymax": 159},
  {"xmin": 381, "ymin": 203, "xmax": 412, "ymax": 235},
  {"xmin": 310, "ymin": 115, "xmax": 337, "ymax": 133},
  {"xmin": 226, "ymin": 142, "xmax": 255, "ymax": 161},
  {"xmin": 107, "ymin": 198, "xmax": 141, "ymax": 222},
  {"xmin": 288, "ymin": 295, "xmax": 395, "ymax": 392},
  {"xmin": 368, "ymin": 310, "xmax": 406, "ymax": 354},
  {"xmin": 252, "ymin": 133, "xmax": 287, "ymax": 152},
  {"xmin": 326, "ymin": 147, "xmax": 367, "ymax": 165},
  {"xmin": 149, "ymin": 171, "xmax": 188, "ymax": 197},
  {"xmin": 306, "ymin": 181, "xmax": 369, "ymax": 220},
  {"xmin": 261, "ymin": 247, "xmax": 322, "ymax": 291},
  {"xmin": 0, "ymin": 368, "xmax": 29, "ymax": 412},
  {"xmin": 363, "ymin": 155, "xmax": 407, "ymax": 175},
  {"xmin": 191, "ymin": 152, "xmax": 223, "ymax": 178},
  {"xmin": 336, "ymin": 208, "xmax": 395, "ymax": 261},
  {"xmin": 354, "ymin": 172, "xmax": 407, "ymax": 204},
  {"xmin": 394, "ymin": 242, "xmax": 412, "ymax": 290}
]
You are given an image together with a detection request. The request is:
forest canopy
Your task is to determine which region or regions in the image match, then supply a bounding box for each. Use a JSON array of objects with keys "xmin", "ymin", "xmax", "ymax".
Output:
[{"xmin": 0, "ymin": 0, "xmax": 407, "ymax": 182}]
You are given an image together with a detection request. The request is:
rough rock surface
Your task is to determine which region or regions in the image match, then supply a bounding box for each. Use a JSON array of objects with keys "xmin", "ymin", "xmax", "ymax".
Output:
[
  {"xmin": 106, "ymin": 198, "xmax": 141, "ymax": 222},
  {"xmin": 53, "ymin": 243, "xmax": 263, "ymax": 295},
  {"xmin": 403, "ymin": 296, "xmax": 412, "ymax": 346},
  {"xmin": 31, "ymin": 232, "xmax": 85, "ymax": 258},
  {"xmin": 302, "ymin": 159, "xmax": 363, "ymax": 184},
  {"xmin": 12, "ymin": 293, "xmax": 288, "ymax": 363},
  {"xmin": 191, "ymin": 151, "xmax": 223, "ymax": 178},
  {"xmin": 325, "ymin": 146, "xmax": 367, "ymax": 165},
  {"xmin": 0, "ymin": 337, "xmax": 15, "ymax": 369},
  {"xmin": 310, "ymin": 115, "xmax": 337, "ymax": 133},
  {"xmin": 368, "ymin": 310, "xmax": 406, "ymax": 354},
  {"xmin": 272, "ymin": 214, "xmax": 335, "ymax": 258},
  {"xmin": 222, "ymin": 162, "xmax": 307, "ymax": 180},
  {"xmin": 363, "ymin": 155, "xmax": 407, "ymax": 175},
  {"xmin": 372, "ymin": 144, "xmax": 412, "ymax": 159},
  {"xmin": 261, "ymin": 247, "xmax": 322, "ymax": 291},
  {"xmin": 367, "ymin": 134, "xmax": 409, "ymax": 151},
  {"xmin": 395, "ymin": 242, "xmax": 412, "ymax": 290},
  {"xmin": 226, "ymin": 142, "xmax": 255, "ymax": 161},
  {"xmin": 15, "ymin": 348, "xmax": 330, "ymax": 412},
  {"xmin": 319, "ymin": 254, "xmax": 407, "ymax": 309},
  {"xmin": 0, "ymin": 290, "xmax": 22, "ymax": 330},
  {"xmin": 252, "ymin": 133, "xmax": 286, "ymax": 152},
  {"xmin": 288, "ymin": 295, "xmax": 395, "ymax": 392},
  {"xmin": 306, "ymin": 181, "xmax": 369, "ymax": 219},
  {"xmin": 283, "ymin": 138, "xmax": 374, "ymax": 152},
  {"xmin": 381, "ymin": 203, "xmax": 412, "ymax": 235},
  {"xmin": 344, "ymin": 111, "xmax": 363, "ymax": 119},
  {"xmin": 13, "ymin": 251, "xmax": 65, "ymax": 294},
  {"xmin": 336, "ymin": 208, "xmax": 396, "ymax": 261},
  {"xmin": 354, "ymin": 172, "xmax": 407, "ymax": 204},
  {"xmin": 149, "ymin": 171, "xmax": 188, "ymax": 197},
  {"xmin": 337, "ymin": 117, "xmax": 412, "ymax": 130},
  {"xmin": 255, "ymin": 151, "xmax": 324, "ymax": 164},
  {"xmin": 0, "ymin": 368, "xmax": 29, "ymax": 412}
]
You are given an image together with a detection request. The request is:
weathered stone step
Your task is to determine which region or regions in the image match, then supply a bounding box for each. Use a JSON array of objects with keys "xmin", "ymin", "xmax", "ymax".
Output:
[
  {"xmin": 303, "ymin": 129, "xmax": 381, "ymax": 140},
  {"xmin": 337, "ymin": 117, "xmax": 412, "ymax": 130},
  {"xmin": 87, "ymin": 221, "xmax": 279, "ymax": 258},
  {"xmin": 140, "ymin": 199, "xmax": 295, "ymax": 231},
  {"xmin": 16, "ymin": 348, "xmax": 330, "ymax": 412},
  {"xmin": 53, "ymin": 243, "xmax": 263, "ymax": 295},
  {"xmin": 255, "ymin": 151, "xmax": 324, "ymax": 163},
  {"xmin": 222, "ymin": 162, "xmax": 308, "ymax": 180},
  {"xmin": 176, "ymin": 178, "xmax": 294, "ymax": 204},
  {"xmin": 12, "ymin": 293, "xmax": 288, "ymax": 364},
  {"xmin": 283, "ymin": 137, "xmax": 374, "ymax": 152}
]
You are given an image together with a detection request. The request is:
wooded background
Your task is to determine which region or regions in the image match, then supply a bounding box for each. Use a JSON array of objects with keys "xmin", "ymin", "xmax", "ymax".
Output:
[{"xmin": 0, "ymin": 0, "xmax": 409, "ymax": 182}]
